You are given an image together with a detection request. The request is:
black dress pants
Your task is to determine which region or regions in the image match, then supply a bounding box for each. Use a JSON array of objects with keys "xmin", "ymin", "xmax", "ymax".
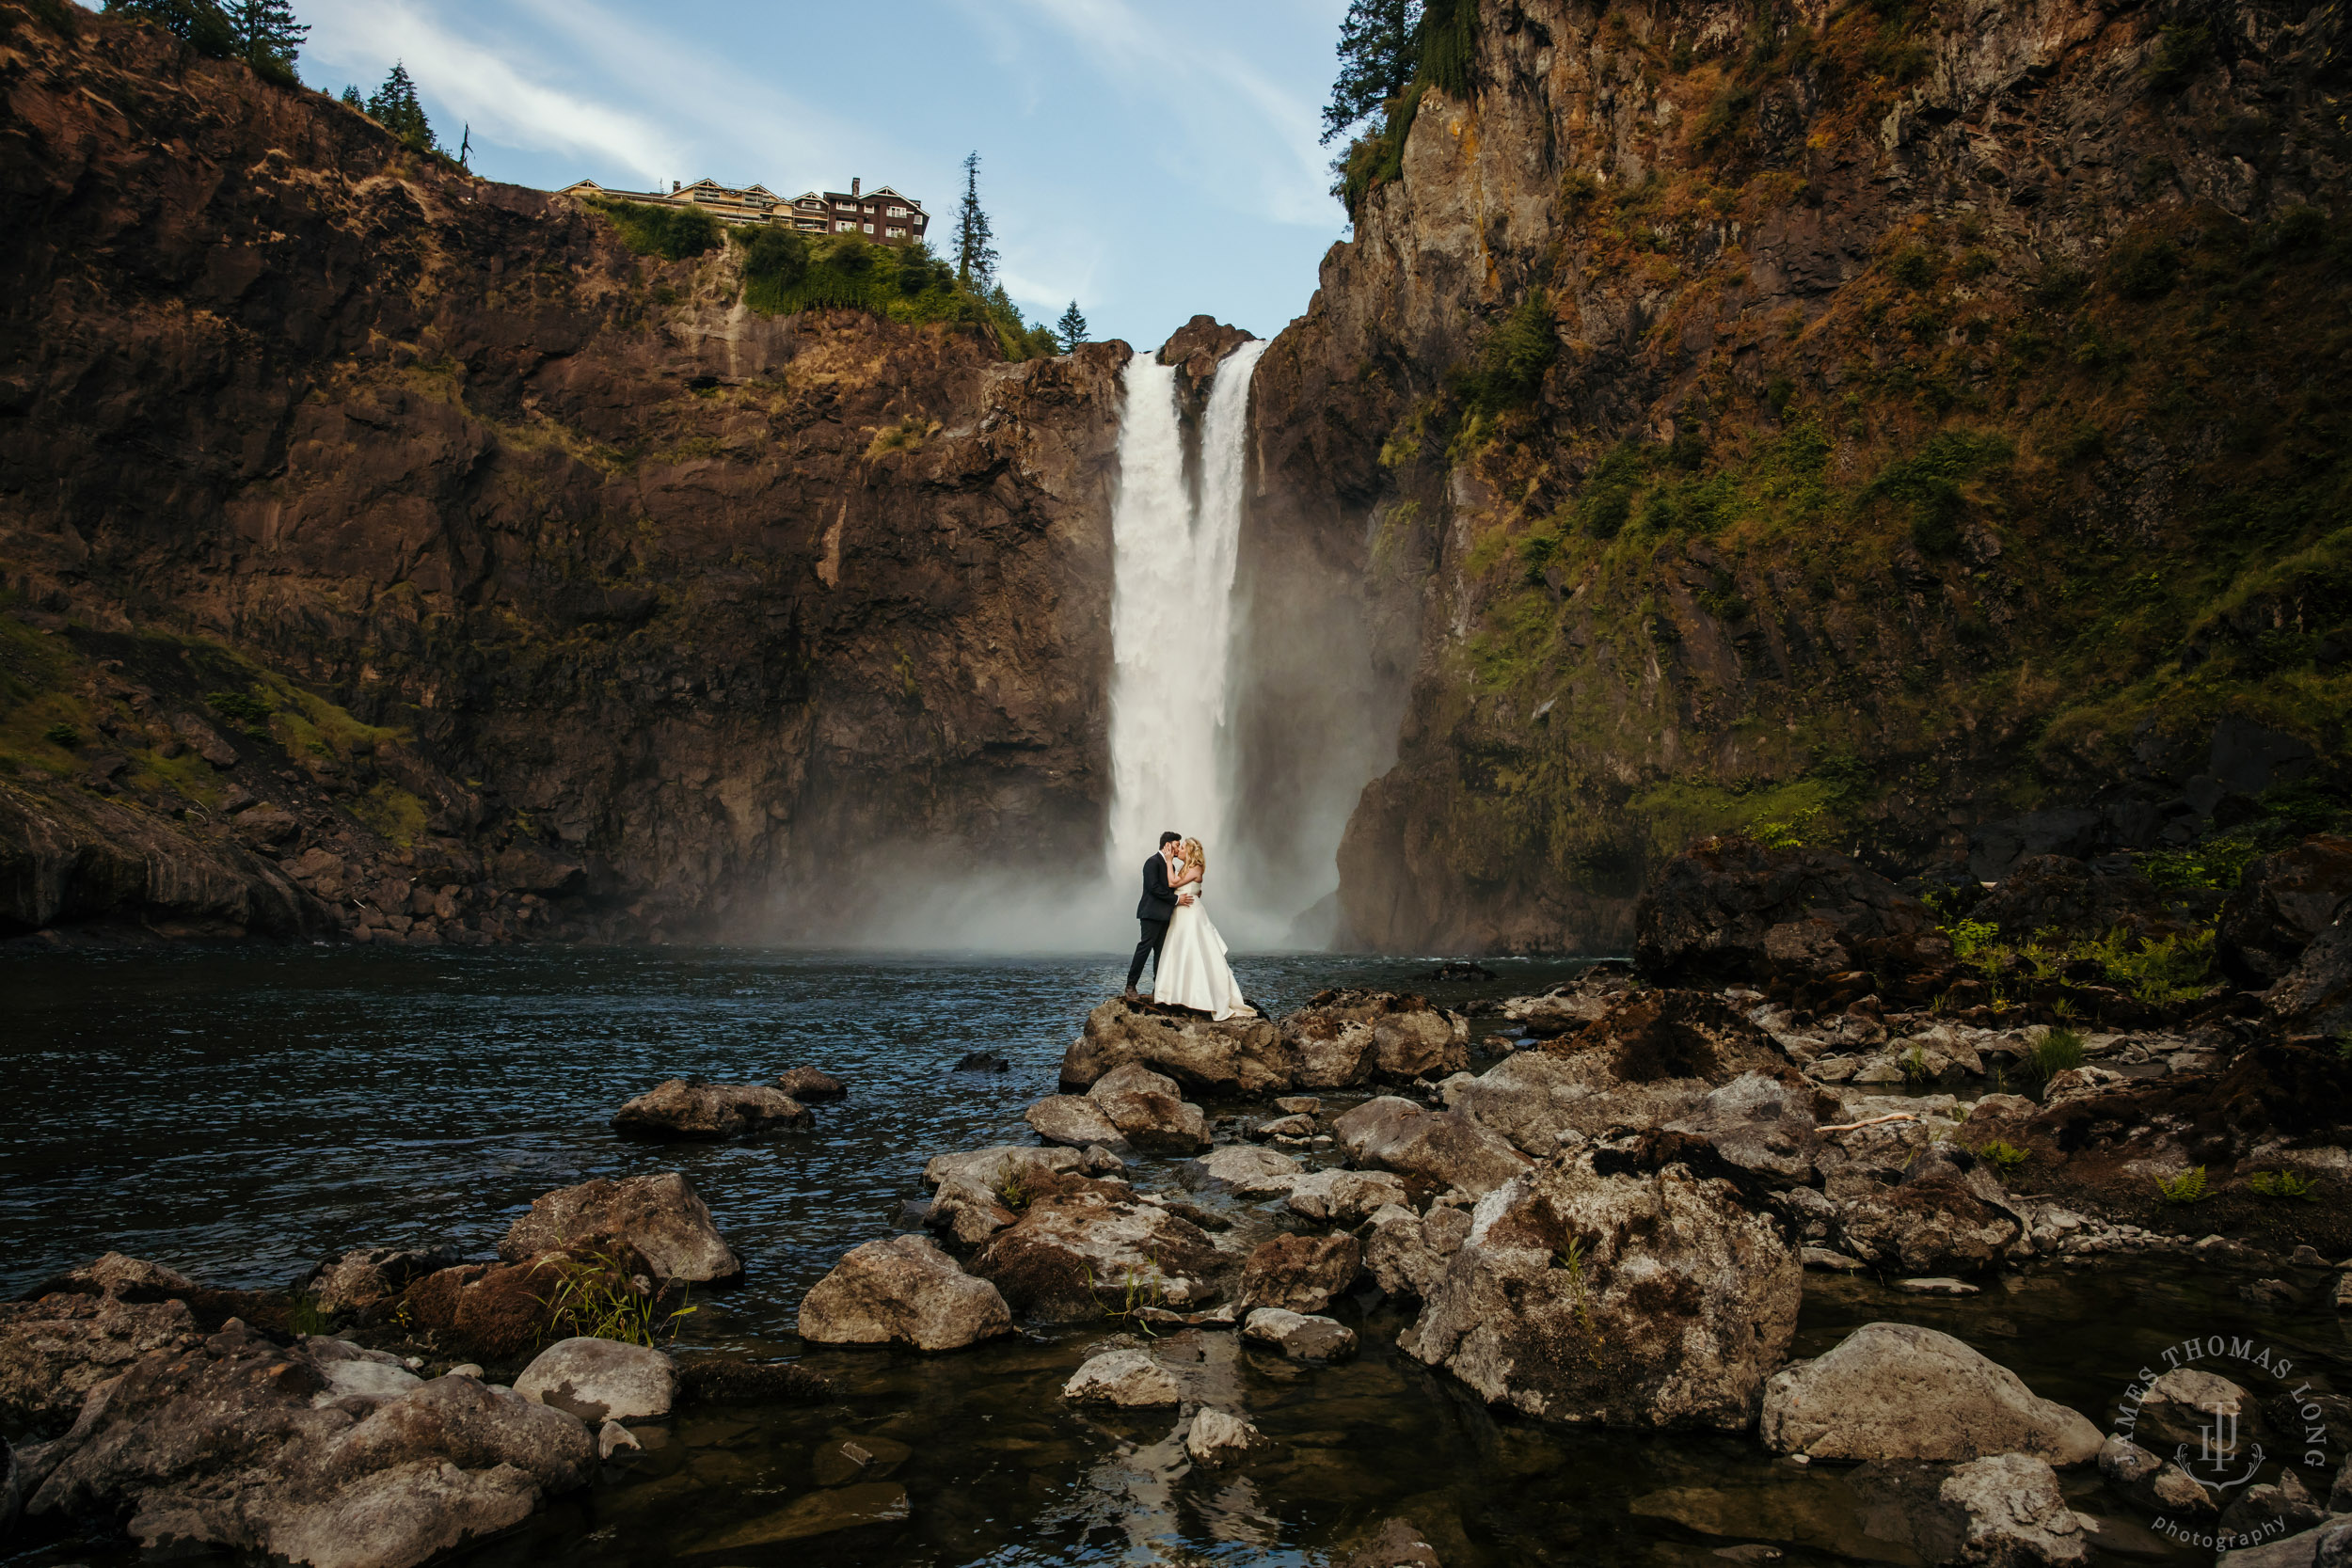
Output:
[{"xmin": 1125, "ymin": 918, "xmax": 1169, "ymax": 990}]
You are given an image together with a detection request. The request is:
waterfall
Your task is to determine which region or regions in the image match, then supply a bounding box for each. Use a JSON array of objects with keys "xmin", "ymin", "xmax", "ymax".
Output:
[{"xmin": 1104, "ymin": 340, "xmax": 1270, "ymax": 927}]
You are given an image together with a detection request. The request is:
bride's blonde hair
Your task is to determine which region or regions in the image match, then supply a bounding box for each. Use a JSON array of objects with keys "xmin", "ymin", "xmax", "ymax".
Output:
[{"xmin": 1180, "ymin": 837, "xmax": 1206, "ymax": 877}]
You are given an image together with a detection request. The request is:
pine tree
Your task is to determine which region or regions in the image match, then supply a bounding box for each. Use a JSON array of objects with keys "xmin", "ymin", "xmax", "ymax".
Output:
[
  {"xmin": 227, "ymin": 0, "xmax": 306, "ymax": 68},
  {"xmin": 339, "ymin": 84, "xmax": 362, "ymax": 108},
  {"xmin": 954, "ymin": 150, "xmax": 997, "ymax": 291},
  {"xmin": 1320, "ymin": 0, "xmax": 1420, "ymax": 145},
  {"xmin": 1056, "ymin": 301, "xmax": 1089, "ymax": 353},
  {"xmin": 366, "ymin": 61, "xmax": 436, "ymax": 154},
  {"xmin": 103, "ymin": 0, "xmax": 236, "ymax": 59}
]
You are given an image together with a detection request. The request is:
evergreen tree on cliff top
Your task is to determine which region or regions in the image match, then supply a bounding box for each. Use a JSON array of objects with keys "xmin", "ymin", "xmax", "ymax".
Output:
[
  {"xmin": 1056, "ymin": 301, "xmax": 1089, "ymax": 353},
  {"xmin": 954, "ymin": 150, "xmax": 998, "ymax": 291},
  {"xmin": 227, "ymin": 0, "xmax": 307, "ymax": 68},
  {"xmin": 367, "ymin": 62, "xmax": 437, "ymax": 154},
  {"xmin": 106, "ymin": 0, "xmax": 308, "ymax": 75},
  {"xmin": 1320, "ymin": 0, "xmax": 1420, "ymax": 145},
  {"xmin": 104, "ymin": 0, "xmax": 236, "ymax": 61}
]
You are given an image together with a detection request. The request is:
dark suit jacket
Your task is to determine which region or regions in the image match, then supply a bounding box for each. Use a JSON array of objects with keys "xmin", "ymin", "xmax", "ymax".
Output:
[{"xmin": 1136, "ymin": 850, "xmax": 1177, "ymax": 923}]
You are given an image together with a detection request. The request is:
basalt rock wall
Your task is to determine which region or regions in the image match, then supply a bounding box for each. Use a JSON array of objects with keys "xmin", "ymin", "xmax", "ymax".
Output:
[
  {"xmin": 1250, "ymin": 0, "xmax": 2352, "ymax": 953},
  {"xmin": 0, "ymin": 5, "xmax": 1124, "ymax": 942}
]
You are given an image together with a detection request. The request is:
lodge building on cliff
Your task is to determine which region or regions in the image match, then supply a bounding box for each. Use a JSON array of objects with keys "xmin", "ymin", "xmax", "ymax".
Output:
[{"xmin": 557, "ymin": 174, "xmax": 930, "ymax": 245}]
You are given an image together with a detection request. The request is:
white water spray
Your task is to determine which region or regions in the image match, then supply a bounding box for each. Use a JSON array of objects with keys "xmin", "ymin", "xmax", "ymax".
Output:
[{"xmin": 1104, "ymin": 340, "xmax": 1269, "ymax": 920}]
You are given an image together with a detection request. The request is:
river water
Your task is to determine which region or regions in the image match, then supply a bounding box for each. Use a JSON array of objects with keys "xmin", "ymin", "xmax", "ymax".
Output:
[{"xmin": 6, "ymin": 947, "xmax": 2346, "ymax": 1565}]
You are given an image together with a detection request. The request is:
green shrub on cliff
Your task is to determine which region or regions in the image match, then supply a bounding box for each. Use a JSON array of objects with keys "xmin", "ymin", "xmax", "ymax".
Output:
[{"xmin": 589, "ymin": 197, "xmax": 720, "ymax": 262}]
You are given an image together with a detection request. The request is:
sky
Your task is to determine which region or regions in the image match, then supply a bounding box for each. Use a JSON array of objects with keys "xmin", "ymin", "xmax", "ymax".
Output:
[{"xmin": 291, "ymin": 0, "xmax": 1358, "ymax": 352}]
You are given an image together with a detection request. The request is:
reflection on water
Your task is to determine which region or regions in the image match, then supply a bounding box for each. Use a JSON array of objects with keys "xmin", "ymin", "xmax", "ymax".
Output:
[{"xmin": 6, "ymin": 946, "xmax": 2346, "ymax": 1565}]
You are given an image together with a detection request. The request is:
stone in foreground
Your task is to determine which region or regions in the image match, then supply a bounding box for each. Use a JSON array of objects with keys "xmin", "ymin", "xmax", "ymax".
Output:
[
  {"xmin": 1184, "ymin": 1407, "xmax": 1263, "ymax": 1465},
  {"xmin": 1849, "ymin": 1452, "xmax": 2090, "ymax": 1566},
  {"xmin": 1086, "ymin": 1061, "xmax": 1212, "ymax": 1152},
  {"xmin": 1061, "ymin": 998, "xmax": 1292, "ymax": 1094},
  {"xmin": 1240, "ymin": 1233, "xmax": 1361, "ymax": 1314},
  {"xmin": 1409, "ymin": 1149, "xmax": 1798, "ymax": 1429},
  {"xmin": 1243, "ymin": 1307, "xmax": 1358, "ymax": 1361},
  {"xmin": 1760, "ymin": 1323, "xmax": 2102, "ymax": 1464},
  {"xmin": 515, "ymin": 1338, "xmax": 676, "ymax": 1423},
  {"xmin": 1191, "ymin": 1144, "xmax": 1303, "ymax": 1196},
  {"xmin": 1061, "ymin": 1348, "xmax": 1181, "ymax": 1407},
  {"xmin": 1333, "ymin": 1097, "xmax": 1531, "ymax": 1197},
  {"xmin": 796, "ymin": 1235, "xmax": 1013, "ymax": 1353},
  {"xmin": 971, "ymin": 1172, "xmax": 1230, "ymax": 1323},
  {"xmin": 776, "ymin": 1066, "xmax": 847, "ymax": 1100},
  {"xmin": 610, "ymin": 1079, "xmax": 812, "ymax": 1139},
  {"xmin": 502, "ymin": 1172, "xmax": 742, "ymax": 1284},
  {"xmin": 1025, "ymin": 1094, "xmax": 1129, "ymax": 1151}
]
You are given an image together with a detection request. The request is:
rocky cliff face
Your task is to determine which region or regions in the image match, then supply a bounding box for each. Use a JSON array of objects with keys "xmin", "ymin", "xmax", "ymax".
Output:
[
  {"xmin": 0, "ymin": 5, "xmax": 1124, "ymax": 942},
  {"xmin": 1252, "ymin": 0, "xmax": 2352, "ymax": 952}
]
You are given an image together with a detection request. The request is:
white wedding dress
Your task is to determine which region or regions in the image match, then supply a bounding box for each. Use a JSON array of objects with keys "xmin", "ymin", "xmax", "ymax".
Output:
[{"xmin": 1153, "ymin": 864, "xmax": 1252, "ymax": 1021}]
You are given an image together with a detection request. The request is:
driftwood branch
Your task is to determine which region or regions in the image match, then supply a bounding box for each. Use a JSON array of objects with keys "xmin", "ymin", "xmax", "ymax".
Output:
[{"xmin": 1818, "ymin": 1112, "xmax": 1920, "ymax": 1133}]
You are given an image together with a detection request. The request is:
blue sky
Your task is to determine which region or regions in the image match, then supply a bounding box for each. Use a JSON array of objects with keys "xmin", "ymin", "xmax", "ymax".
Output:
[{"xmin": 293, "ymin": 0, "xmax": 1356, "ymax": 352}]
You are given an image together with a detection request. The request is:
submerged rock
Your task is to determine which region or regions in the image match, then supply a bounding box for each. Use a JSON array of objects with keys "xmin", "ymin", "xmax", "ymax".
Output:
[
  {"xmin": 24, "ymin": 1320, "xmax": 594, "ymax": 1568},
  {"xmin": 1759, "ymin": 1323, "xmax": 2102, "ymax": 1464},
  {"xmin": 796, "ymin": 1235, "xmax": 1011, "ymax": 1353},
  {"xmin": 514, "ymin": 1338, "xmax": 675, "ymax": 1424},
  {"xmin": 1243, "ymin": 1307, "xmax": 1357, "ymax": 1361},
  {"xmin": 610, "ymin": 1079, "xmax": 812, "ymax": 1140},
  {"xmin": 501, "ymin": 1173, "xmax": 742, "ymax": 1285},
  {"xmin": 1333, "ymin": 1097, "xmax": 1531, "ymax": 1197},
  {"xmin": 1240, "ymin": 1234, "xmax": 1361, "ymax": 1314},
  {"xmin": 1408, "ymin": 1150, "xmax": 1797, "ymax": 1429},
  {"xmin": 951, "ymin": 1051, "xmax": 1011, "ymax": 1073},
  {"xmin": 775, "ymin": 1067, "xmax": 847, "ymax": 1101},
  {"xmin": 1061, "ymin": 1348, "xmax": 1180, "ymax": 1407}
]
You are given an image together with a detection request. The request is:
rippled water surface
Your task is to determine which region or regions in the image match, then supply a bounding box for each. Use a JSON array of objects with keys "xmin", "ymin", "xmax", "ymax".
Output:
[{"xmin": 7, "ymin": 946, "xmax": 2349, "ymax": 1566}]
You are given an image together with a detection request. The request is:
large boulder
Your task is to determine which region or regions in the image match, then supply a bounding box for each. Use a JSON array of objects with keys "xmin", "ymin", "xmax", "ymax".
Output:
[
  {"xmin": 24, "ymin": 1320, "xmax": 594, "ymax": 1568},
  {"xmin": 1283, "ymin": 1168, "xmax": 1410, "ymax": 1226},
  {"xmin": 501, "ymin": 1173, "xmax": 741, "ymax": 1284},
  {"xmin": 1410, "ymin": 1150, "xmax": 1799, "ymax": 1429},
  {"xmin": 610, "ymin": 1079, "xmax": 811, "ymax": 1140},
  {"xmin": 1278, "ymin": 990, "xmax": 1467, "ymax": 1086},
  {"xmin": 1848, "ymin": 1453, "xmax": 2090, "ymax": 1566},
  {"xmin": 968, "ymin": 1171, "xmax": 1231, "ymax": 1323},
  {"xmin": 1361, "ymin": 1204, "xmax": 1472, "ymax": 1301},
  {"xmin": 795, "ymin": 1235, "xmax": 1012, "ymax": 1353},
  {"xmin": 0, "ymin": 1288, "xmax": 200, "ymax": 1440},
  {"xmin": 1333, "ymin": 1097, "xmax": 1532, "ymax": 1197},
  {"xmin": 2269, "ymin": 918, "xmax": 2352, "ymax": 1037},
  {"xmin": 514, "ymin": 1338, "xmax": 675, "ymax": 1424},
  {"xmin": 1759, "ymin": 1323, "xmax": 2102, "ymax": 1464},
  {"xmin": 1239, "ymin": 1234, "xmax": 1361, "ymax": 1313},
  {"xmin": 1085, "ymin": 1062, "xmax": 1211, "ymax": 1152},
  {"xmin": 1634, "ymin": 835, "xmax": 1948, "ymax": 993},
  {"xmin": 1826, "ymin": 1147, "xmax": 2025, "ymax": 1275},
  {"xmin": 1059, "ymin": 998, "xmax": 1294, "ymax": 1095},
  {"xmin": 1024, "ymin": 1095, "xmax": 1129, "ymax": 1151},
  {"xmin": 920, "ymin": 1147, "xmax": 1088, "ymax": 1246},
  {"xmin": 301, "ymin": 1248, "xmax": 456, "ymax": 1317},
  {"xmin": 394, "ymin": 1260, "xmax": 571, "ymax": 1362},
  {"xmin": 1973, "ymin": 854, "xmax": 2179, "ymax": 942},
  {"xmin": 2219, "ymin": 835, "xmax": 2352, "ymax": 984}
]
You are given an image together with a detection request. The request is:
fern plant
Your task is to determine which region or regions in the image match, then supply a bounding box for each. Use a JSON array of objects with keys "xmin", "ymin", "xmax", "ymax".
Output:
[
  {"xmin": 2246, "ymin": 1169, "xmax": 2316, "ymax": 1201},
  {"xmin": 1972, "ymin": 1139, "xmax": 2029, "ymax": 1175},
  {"xmin": 2153, "ymin": 1166, "xmax": 2210, "ymax": 1205}
]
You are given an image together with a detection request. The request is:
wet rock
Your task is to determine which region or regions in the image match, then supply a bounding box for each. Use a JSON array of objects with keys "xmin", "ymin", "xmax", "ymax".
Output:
[
  {"xmin": 673, "ymin": 1357, "xmax": 833, "ymax": 1405},
  {"xmin": 1240, "ymin": 1234, "xmax": 1362, "ymax": 1313},
  {"xmin": 1760, "ymin": 1323, "xmax": 2102, "ymax": 1464},
  {"xmin": 1025, "ymin": 1094, "xmax": 1129, "ymax": 1151},
  {"xmin": 26, "ymin": 1321, "xmax": 594, "ymax": 1568},
  {"xmin": 1333, "ymin": 1097, "xmax": 1532, "ymax": 1197},
  {"xmin": 1190, "ymin": 1144, "xmax": 1303, "ymax": 1196},
  {"xmin": 2217, "ymin": 836, "xmax": 2352, "ymax": 984},
  {"xmin": 1275, "ymin": 1095, "xmax": 1323, "ymax": 1116},
  {"xmin": 302, "ymin": 1248, "xmax": 457, "ymax": 1316},
  {"xmin": 394, "ymin": 1260, "xmax": 572, "ymax": 1361},
  {"xmin": 1279, "ymin": 990, "xmax": 1467, "ymax": 1086},
  {"xmin": 514, "ymin": 1338, "xmax": 675, "ymax": 1423},
  {"xmin": 969, "ymin": 1171, "xmax": 1230, "ymax": 1323},
  {"xmin": 1409, "ymin": 1149, "xmax": 1797, "ymax": 1429},
  {"xmin": 1826, "ymin": 1148, "xmax": 2024, "ymax": 1276},
  {"xmin": 1086, "ymin": 1061, "xmax": 1212, "ymax": 1152},
  {"xmin": 2097, "ymin": 1433, "xmax": 2216, "ymax": 1515},
  {"xmin": 1242, "ymin": 1307, "xmax": 1358, "ymax": 1362},
  {"xmin": 597, "ymin": 1419, "xmax": 638, "ymax": 1460},
  {"xmin": 1284, "ymin": 1168, "xmax": 1409, "ymax": 1226},
  {"xmin": 501, "ymin": 1173, "xmax": 741, "ymax": 1285},
  {"xmin": 0, "ymin": 1288, "xmax": 199, "ymax": 1440},
  {"xmin": 1975, "ymin": 855, "xmax": 2178, "ymax": 942},
  {"xmin": 809, "ymin": 1434, "xmax": 909, "ymax": 1486},
  {"xmin": 1337, "ymin": 1516, "xmax": 1444, "ymax": 1568},
  {"xmin": 1634, "ymin": 836, "xmax": 1949, "ymax": 995},
  {"xmin": 2134, "ymin": 1367, "xmax": 2253, "ymax": 1450},
  {"xmin": 796, "ymin": 1235, "xmax": 1012, "ymax": 1353},
  {"xmin": 610, "ymin": 1079, "xmax": 812, "ymax": 1140},
  {"xmin": 1184, "ymin": 1406, "xmax": 1263, "ymax": 1465},
  {"xmin": 921, "ymin": 1146, "xmax": 1086, "ymax": 1246},
  {"xmin": 952, "ymin": 1051, "xmax": 1010, "ymax": 1073},
  {"xmin": 1061, "ymin": 998, "xmax": 1292, "ymax": 1095},
  {"xmin": 28, "ymin": 1253, "xmax": 200, "ymax": 1302},
  {"xmin": 1061, "ymin": 1348, "xmax": 1180, "ymax": 1407},
  {"xmin": 775, "ymin": 1067, "xmax": 847, "ymax": 1101},
  {"xmin": 2269, "ymin": 919, "xmax": 2352, "ymax": 1037},
  {"xmin": 1361, "ymin": 1203, "xmax": 1472, "ymax": 1301},
  {"xmin": 1083, "ymin": 1144, "xmax": 1127, "ymax": 1175},
  {"xmin": 689, "ymin": 1481, "xmax": 911, "ymax": 1549},
  {"xmin": 1849, "ymin": 1452, "xmax": 2090, "ymax": 1566}
]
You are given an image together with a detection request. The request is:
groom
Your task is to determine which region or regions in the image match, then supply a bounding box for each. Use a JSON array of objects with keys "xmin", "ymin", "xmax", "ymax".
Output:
[{"xmin": 1123, "ymin": 829, "xmax": 1195, "ymax": 998}]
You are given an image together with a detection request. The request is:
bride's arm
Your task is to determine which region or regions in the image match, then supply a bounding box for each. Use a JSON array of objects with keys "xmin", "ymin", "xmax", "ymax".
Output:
[{"xmin": 1171, "ymin": 862, "xmax": 1202, "ymax": 888}]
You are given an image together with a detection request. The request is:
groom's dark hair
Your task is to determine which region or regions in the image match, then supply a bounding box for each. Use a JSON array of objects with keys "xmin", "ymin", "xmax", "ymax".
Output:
[{"xmin": 1158, "ymin": 831, "xmax": 1182, "ymax": 847}]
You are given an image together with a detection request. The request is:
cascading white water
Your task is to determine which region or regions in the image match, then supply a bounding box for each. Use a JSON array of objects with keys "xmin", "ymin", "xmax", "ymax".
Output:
[{"xmin": 1104, "ymin": 340, "xmax": 1270, "ymax": 917}]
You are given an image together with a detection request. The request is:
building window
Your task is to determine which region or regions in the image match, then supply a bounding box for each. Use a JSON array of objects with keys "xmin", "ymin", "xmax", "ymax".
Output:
[
  {"xmin": 836, "ymin": 220, "xmax": 854, "ymax": 231},
  {"xmin": 886, "ymin": 226, "xmax": 906, "ymax": 238},
  {"xmin": 888, "ymin": 205, "xmax": 907, "ymax": 216},
  {"xmin": 862, "ymin": 222, "xmax": 874, "ymax": 233}
]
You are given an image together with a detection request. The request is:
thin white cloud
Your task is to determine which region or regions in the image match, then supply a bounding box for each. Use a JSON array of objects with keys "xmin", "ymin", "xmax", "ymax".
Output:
[{"xmin": 303, "ymin": 0, "xmax": 679, "ymax": 183}]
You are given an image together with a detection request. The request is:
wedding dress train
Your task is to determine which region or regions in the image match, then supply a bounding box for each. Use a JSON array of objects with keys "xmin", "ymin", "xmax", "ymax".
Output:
[{"xmin": 1153, "ymin": 872, "xmax": 1251, "ymax": 1021}]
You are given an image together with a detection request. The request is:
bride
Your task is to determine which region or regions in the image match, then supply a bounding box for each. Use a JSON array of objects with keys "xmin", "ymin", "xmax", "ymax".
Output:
[{"xmin": 1154, "ymin": 837, "xmax": 1255, "ymax": 1022}]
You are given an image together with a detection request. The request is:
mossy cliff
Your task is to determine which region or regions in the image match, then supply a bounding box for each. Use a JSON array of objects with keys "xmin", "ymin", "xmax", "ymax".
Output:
[
  {"xmin": 1249, "ymin": 0, "xmax": 2352, "ymax": 953},
  {"xmin": 0, "ymin": 4, "xmax": 1120, "ymax": 941}
]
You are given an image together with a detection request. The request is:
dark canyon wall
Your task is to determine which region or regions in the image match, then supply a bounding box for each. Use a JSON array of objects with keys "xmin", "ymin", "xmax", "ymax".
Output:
[
  {"xmin": 0, "ymin": 5, "xmax": 1123, "ymax": 942},
  {"xmin": 1251, "ymin": 0, "xmax": 2352, "ymax": 953}
]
